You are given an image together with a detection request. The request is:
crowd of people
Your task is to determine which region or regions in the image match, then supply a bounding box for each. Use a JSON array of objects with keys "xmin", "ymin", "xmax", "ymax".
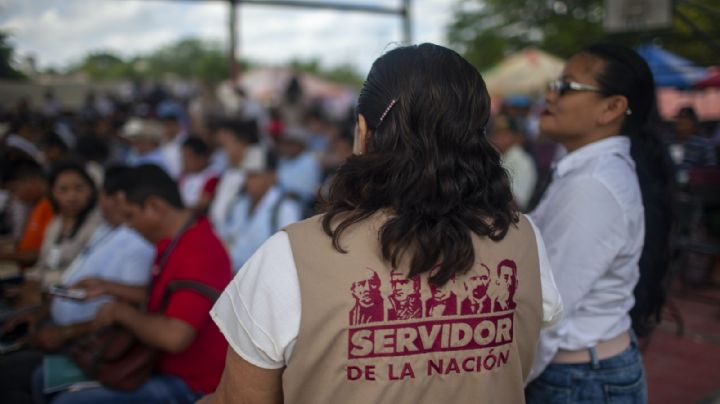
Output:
[{"xmin": 0, "ymin": 41, "xmax": 717, "ymax": 404}]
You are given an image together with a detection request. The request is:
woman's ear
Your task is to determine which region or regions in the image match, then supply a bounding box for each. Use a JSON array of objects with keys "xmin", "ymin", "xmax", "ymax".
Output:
[
  {"xmin": 354, "ymin": 114, "xmax": 371, "ymax": 155},
  {"xmin": 598, "ymin": 95, "xmax": 629, "ymax": 126}
]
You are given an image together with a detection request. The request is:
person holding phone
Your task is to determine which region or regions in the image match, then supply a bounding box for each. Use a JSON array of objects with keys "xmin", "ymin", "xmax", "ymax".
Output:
[
  {"xmin": 0, "ymin": 165, "xmax": 155, "ymax": 403},
  {"xmin": 32, "ymin": 164, "xmax": 232, "ymax": 404},
  {"xmin": 19, "ymin": 162, "xmax": 103, "ymax": 302}
]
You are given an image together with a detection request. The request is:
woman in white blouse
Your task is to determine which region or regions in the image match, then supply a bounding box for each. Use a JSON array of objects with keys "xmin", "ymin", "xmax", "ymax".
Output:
[{"xmin": 526, "ymin": 44, "xmax": 672, "ymax": 403}]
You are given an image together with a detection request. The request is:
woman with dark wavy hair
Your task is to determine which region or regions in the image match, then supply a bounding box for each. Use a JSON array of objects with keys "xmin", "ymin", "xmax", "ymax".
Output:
[
  {"xmin": 525, "ymin": 44, "xmax": 672, "ymax": 404},
  {"xmin": 208, "ymin": 43, "xmax": 562, "ymax": 404},
  {"xmin": 26, "ymin": 161, "xmax": 102, "ymax": 288}
]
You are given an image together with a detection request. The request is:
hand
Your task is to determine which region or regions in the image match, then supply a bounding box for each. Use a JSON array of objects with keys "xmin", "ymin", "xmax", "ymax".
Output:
[
  {"xmin": 92, "ymin": 302, "xmax": 120, "ymax": 331},
  {"xmin": 32, "ymin": 326, "xmax": 67, "ymax": 351},
  {"xmin": 73, "ymin": 278, "xmax": 107, "ymax": 300},
  {"xmin": 3, "ymin": 311, "xmax": 41, "ymax": 335}
]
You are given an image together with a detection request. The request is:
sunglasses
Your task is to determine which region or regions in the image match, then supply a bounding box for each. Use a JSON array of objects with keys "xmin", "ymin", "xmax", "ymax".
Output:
[{"xmin": 547, "ymin": 79, "xmax": 602, "ymax": 96}]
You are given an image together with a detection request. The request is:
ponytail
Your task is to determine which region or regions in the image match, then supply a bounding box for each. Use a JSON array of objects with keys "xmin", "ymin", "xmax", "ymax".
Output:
[{"xmin": 584, "ymin": 43, "xmax": 674, "ymax": 336}]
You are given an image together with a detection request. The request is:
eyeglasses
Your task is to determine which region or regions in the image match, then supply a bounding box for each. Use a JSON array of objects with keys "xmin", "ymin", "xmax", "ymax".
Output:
[{"xmin": 547, "ymin": 79, "xmax": 602, "ymax": 96}]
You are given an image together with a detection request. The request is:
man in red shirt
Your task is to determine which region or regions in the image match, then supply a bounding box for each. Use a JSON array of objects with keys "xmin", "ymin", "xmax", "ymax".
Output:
[{"xmin": 40, "ymin": 164, "xmax": 232, "ymax": 403}]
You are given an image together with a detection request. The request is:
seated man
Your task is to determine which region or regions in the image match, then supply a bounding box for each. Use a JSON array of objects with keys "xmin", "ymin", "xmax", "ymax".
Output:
[
  {"xmin": 33, "ymin": 164, "xmax": 232, "ymax": 403},
  {"xmin": 123, "ymin": 118, "xmax": 172, "ymax": 175},
  {"xmin": 489, "ymin": 115, "xmax": 537, "ymax": 211},
  {"xmin": 276, "ymin": 127, "xmax": 322, "ymax": 204},
  {"xmin": 178, "ymin": 136, "xmax": 219, "ymax": 212},
  {"xmin": 0, "ymin": 165, "xmax": 154, "ymax": 403},
  {"xmin": 217, "ymin": 147, "xmax": 302, "ymax": 270},
  {"xmin": 209, "ymin": 119, "xmax": 258, "ymax": 230},
  {"xmin": 666, "ymin": 106, "xmax": 717, "ymax": 185}
]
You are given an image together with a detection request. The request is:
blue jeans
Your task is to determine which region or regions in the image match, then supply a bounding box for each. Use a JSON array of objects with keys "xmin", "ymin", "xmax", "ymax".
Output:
[
  {"xmin": 525, "ymin": 335, "xmax": 647, "ymax": 404},
  {"xmin": 32, "ymin": 365, "xmax": 203, "ymax": 404}
]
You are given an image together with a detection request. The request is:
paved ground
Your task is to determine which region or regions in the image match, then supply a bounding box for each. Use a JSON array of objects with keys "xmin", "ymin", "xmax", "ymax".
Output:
[{"xmin": 642, "ymin": 286, "xmax": 720, "ymax": 404}]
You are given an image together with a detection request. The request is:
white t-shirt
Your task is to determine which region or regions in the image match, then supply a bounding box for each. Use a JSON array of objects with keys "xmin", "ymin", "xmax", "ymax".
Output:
[
  {"xmin": 219, "ymin": 186, "xmax": 302, "ymax": 270},
  {"xmin": 160, "ymin": 133, "xmax": 187, "ymax": 179},
  {"xmin": 209, "ymin": 168, "xmax": 245, "ymax": 229},
  {"xmin": 211, "ymin": 215, "xmax": 564, "ymax": 369},
  {"xmin": 502, "ymin": 144, "xmax": 538, "ymax": 211},
  {"xmin": 179, "ymin": 166, "xmax": 218, "ymax": 207}
]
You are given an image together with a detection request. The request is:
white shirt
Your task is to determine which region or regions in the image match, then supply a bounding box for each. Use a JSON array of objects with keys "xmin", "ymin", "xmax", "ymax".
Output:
[
  {"xmin": 179, "ymin": 166, "xmax": 218, "ymax": 207},
  {"xmin": 209, "ymin": 150, "xmax": 228, "ymax": 173},
  {"xmin": 211, "ymin": 215, "xmax": 563, "ymax": 369},
  {"xmin": 216, "ymin": 186, "xmax": 302, "ymax": 270},
  {"xmin": 502, "ymin": 144, "xmax": 538, "ymax": 211},
  {"xmin": 209, "ymin": 167, "xmax": 246, "ymax": 229},
  {"xmin": 277, "ymin": 152, "xmax": 322, "ymax": 202},
  {"xmin": 160, "ymin": 132, "xmax": 187, "ymax": 179},
  {"xmin": 527, "ymin": 136, "xmax": 644, "ymax": 381},
  {"xmin": 50, "ymin": 223, "xmax": 154, "ymax": 326},
  {"xmin": 127, "ymin": 148, "xmax": 172, "ymax": 176}
]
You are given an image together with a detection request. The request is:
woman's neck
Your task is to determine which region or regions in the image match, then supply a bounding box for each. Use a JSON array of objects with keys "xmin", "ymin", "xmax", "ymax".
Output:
[
  {"xmin": 61, "ymin": 215, "xmax": 76, "ymax": 234},
  {"xmin": 562, "ymin": 125, "xmax": 621, "ymax": 153}
]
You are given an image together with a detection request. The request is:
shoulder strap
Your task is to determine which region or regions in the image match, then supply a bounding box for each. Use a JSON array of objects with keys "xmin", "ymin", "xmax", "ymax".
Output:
[{"xmin": 160, "ymin": 280, "xmax": 222, "ymax": 311}]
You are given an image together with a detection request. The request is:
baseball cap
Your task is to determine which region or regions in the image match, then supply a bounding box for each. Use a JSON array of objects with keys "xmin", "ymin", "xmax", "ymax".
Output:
[
  {"xmin": 242, "ymin": 145, "xmax": 278, "ymax": 173},
  {"xmin": 279, "ymin": 126, "xmax": 309, "ymax": 144},
  {"xmin": 121, "ymin": 118, "xmax": 163, "ymax": 142}
]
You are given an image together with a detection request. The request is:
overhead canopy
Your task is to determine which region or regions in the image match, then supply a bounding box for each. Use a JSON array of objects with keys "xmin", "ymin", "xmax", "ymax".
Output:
[
  {"xmin": 482, "ymin": 48, "xmax": 565, "ymax": 97},
  {"xmin": 216, "ymin": 66, "xmax": 356, "ymax": 119},
  {"xmin": 636, "ymin": 44, "xmax": 708, "ymax": 88}
]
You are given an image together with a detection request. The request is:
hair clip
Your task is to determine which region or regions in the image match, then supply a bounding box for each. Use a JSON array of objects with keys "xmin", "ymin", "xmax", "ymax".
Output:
[
  {"xmin": 378, "ymin": 99, "xmax": 398, "ymax": 126},
  {"xmin": 626, "ymin": 108, "xmax": 633, "ymax": 116}
]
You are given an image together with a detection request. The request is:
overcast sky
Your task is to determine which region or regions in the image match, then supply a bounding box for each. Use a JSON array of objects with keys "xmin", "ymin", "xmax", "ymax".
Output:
[{"xmin": 0, "ymin": 0, "xmax": 456, "ymax": 74}]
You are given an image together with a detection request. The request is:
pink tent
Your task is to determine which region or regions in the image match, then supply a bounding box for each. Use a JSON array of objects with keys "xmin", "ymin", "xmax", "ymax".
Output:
[
  {"xmin": 695, "ymin": 68, "xmax": 720, "ymax": 89},
  {"xmin": 657, "ymin": 88, "xmax": 720, "ymax": 120}
]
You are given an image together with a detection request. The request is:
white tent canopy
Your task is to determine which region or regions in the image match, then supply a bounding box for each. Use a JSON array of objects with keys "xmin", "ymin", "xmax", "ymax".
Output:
[{"xmin": 483, "ymin": 48, "xmax": 565, "ymax": 97}]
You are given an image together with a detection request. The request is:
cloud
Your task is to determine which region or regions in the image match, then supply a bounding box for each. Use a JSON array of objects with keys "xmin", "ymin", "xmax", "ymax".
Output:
[{"xmin": 0, "ymin": 0, "xmax": 454, "ymax": 74}]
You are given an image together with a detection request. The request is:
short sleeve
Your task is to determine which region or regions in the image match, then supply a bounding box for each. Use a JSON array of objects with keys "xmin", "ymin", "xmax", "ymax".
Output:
[
  {"xmin": 164, "ymin": 244, "xmax": 231, "ymax": 330},
  {"xmin": 164, "ymin": 290, "xmax": 213, "ymax": 330},
  {"xmin": 18, "ymin": 199, "xmax": 54, "ymax": 252},
  {"xmin": 211, "ymin": 231, "xmax": 301, "ymax": 369},
  {"xmin": 526, "ymin": 215, "xmax": 563, "ymax": 328},
  {"xmin": 114, "ymin": 232, "xmax": 154, "ymax": 286}
]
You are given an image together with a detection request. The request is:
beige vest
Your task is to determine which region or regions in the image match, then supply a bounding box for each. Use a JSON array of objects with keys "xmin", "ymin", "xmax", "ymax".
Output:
[{"xmin": 283, "ymin": 213, "xmax": 542, "ymax": 404}]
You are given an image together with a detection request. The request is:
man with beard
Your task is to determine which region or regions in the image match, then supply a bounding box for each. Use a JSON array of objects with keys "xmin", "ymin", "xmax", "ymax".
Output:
[
  {"xmin": 425, "ymin": 276, "xmax": 458, "ymax": 317},
  {"xmin": 460, "ymin": 263, "xmax": 492, "ymax": 315},
  {"xmin": 491, "ymin": 259, "xmax": 518, "ymax": 311},
  {"xmin": 387, "ymin": 271, "xmax": 423, "ymax": 320},
  {"xmin": 349, "ymin": 267, "xmax": 384, "ymax": 325}
]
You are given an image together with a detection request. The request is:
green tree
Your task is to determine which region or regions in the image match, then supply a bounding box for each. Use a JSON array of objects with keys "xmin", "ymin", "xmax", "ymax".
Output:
[
  {"xmin": 144, "ymin": 38, "xmax": 229, "ymax": 81},
  {"xmin": 289, "ymin": 58, "xmax": 363, "ymax": 87},
  {"xmin": 0, "ymin": 32, "xmax": 26, "ymax": 80},
  {"xmin": 71, "ymin": 51, "xmax": 134, "ymax": 80},
  {"xmin": 660, "ymin": 0, "xmax": 720, "ymax": 67},
  {"xmin": 447, "ymin": 0, "xmax": 720, "ymax": 71}
]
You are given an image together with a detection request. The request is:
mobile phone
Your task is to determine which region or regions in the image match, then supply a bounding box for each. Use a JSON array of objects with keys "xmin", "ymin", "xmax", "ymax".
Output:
[
  {"xmin": 0, "ymin": 340, "xmax": 22, "ymax": 354},
  {"xmin": 47, "ymin": 285, "xmax": 88, "ymax": 301}
]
